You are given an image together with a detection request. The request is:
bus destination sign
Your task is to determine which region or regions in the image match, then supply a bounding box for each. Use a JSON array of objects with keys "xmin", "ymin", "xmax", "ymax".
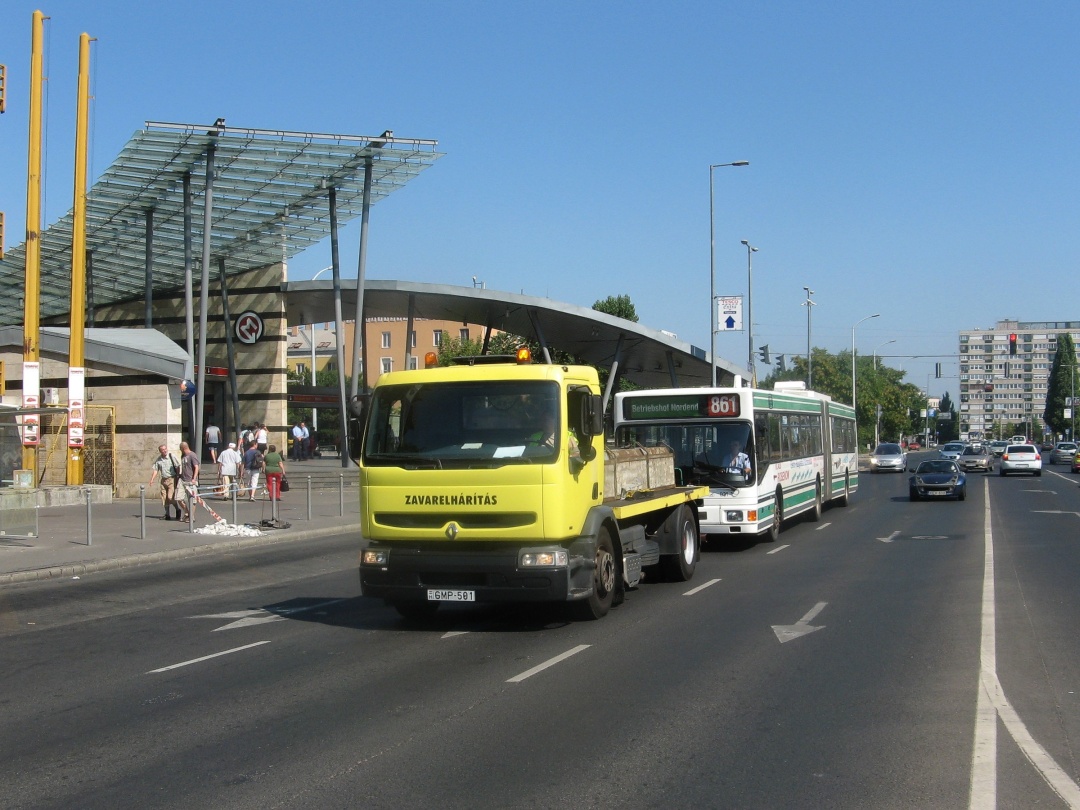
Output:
[{"xmin": 624, "ymin": 394, "xmax": 741, "ymax": 420}]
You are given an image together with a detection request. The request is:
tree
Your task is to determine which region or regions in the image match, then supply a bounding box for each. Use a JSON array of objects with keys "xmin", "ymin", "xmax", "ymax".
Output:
[
  {"xmin": 592, "ymin": 294, "xmax": 638, "ymax": 322},
  {"xmin": 1044, "ymin": 333, "xmax": 1077, "ymax": 438}
]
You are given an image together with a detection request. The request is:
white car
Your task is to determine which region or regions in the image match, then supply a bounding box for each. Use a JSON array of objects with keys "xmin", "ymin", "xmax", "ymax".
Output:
[
  {"xmin": 938, "ymin": 441, "xmax": 966, "ymax": 461},
  {"xmin": 999, "ymin": 444, "xmax": 1042, "ymax": 477}
]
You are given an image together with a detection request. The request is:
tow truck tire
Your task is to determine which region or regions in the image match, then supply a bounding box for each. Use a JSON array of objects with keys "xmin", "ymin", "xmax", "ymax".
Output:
[
  {"xmin": 575, "ymin": 528, "xmax": 617, "ymax": 620},
  {"xmin": 395, "ymin": 601, "xmax": 440, "ymax": 622},
  {"xmin": 660, "ymin": 505, "xmax": 698, "ymax": 582}
]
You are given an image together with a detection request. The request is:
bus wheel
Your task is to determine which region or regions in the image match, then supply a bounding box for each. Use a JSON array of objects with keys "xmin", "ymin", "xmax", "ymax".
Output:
[
  {"xmin": 809, "ymin": 479, "xmax": 823, "ymax": 522},
  {"xmin": 765, "ymin": 489, "xmax": 783, "ymax": 542},
  {"xmin": 660, "ymin": 505, "xmax": 698, "ymax": 582},
  {"xmin": 837, "ymin": 473, "xmax": 850, "ymax": 506},
  {"xmin": 576, "ymin": 529, "xmax": 617, "ymax": 620}
]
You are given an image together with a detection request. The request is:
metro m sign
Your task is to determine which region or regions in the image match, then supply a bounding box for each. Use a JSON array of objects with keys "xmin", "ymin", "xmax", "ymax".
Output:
[{"xmin": 234, "ymin": 311, "xmax": 264, "ymax": 344}]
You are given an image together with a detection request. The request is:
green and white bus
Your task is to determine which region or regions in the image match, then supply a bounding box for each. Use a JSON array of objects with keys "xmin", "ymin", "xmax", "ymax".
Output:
[{"xmin": 612, "ymin": 382, "xmax": 858, "ymax": 540}]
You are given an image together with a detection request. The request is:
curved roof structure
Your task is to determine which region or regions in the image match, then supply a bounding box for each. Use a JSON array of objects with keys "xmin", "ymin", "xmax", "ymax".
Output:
[
  {"xmin": 0, "ymin": 121, "xmax": 442, "ymax": 325},
  {"xmin": 283, "ymin": 279, "xmax": 745, "ymax": 389}
]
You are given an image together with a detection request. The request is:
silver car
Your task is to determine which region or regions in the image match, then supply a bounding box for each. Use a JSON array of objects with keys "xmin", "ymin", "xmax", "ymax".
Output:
[
  {"xmin": 1049, "ymin": 442, "xmax": 1078, "ymax": 464},
  {"xmin": 870, "ymin": 442, "xmax": 907, "ymax": 473},
  {"xmin": 938, "ymin": 441, "xmax": 966, "ymax": 461},
  {"xmin": 999, "ymin": 444, "xmax": 1042, "ymax": 477},
  {"xmin": 959, "ymin": 444, "xmax": 993, "ymax": 473}
]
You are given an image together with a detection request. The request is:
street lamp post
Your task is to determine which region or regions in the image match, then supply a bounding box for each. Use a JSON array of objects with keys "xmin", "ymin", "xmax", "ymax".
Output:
[
  {"xmin": 802, "ymin": 287, "xmax": 815, "ymax": 388},
  {"xmin": 851, "ymin": 313, "xmax": 880, "ymax": 449},
  {"xmin": 741, "ymin": 240, "xmax": 759, "ymax": 385},
  {"xmin": 873, "ymin": 339, "xmax": 896, "ymax": 370},
  {"xmin": 708, "ymin": 161, "xmax": 749, "ymax": 384}
]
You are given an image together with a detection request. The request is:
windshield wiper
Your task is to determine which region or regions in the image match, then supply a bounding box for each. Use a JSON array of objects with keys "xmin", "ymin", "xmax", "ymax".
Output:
[{"xmin": 369, "ymin": 453, "xmax": 443, "ymax": 469}]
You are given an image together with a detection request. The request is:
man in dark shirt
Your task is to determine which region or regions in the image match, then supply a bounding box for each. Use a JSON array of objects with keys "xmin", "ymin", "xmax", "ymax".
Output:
[{"xmin": 177, "ymin": 441, "xmax": 201, "ymax": 520}]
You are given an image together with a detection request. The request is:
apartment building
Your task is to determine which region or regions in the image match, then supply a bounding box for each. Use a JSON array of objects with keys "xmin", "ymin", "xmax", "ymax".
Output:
[
  {"xmin": 958, "ymin": 319, "xmax": 1080, "ymax": 438},
  {"xmin": 287, "ymin": 317, "xmax": 488, "ymax": 381}
]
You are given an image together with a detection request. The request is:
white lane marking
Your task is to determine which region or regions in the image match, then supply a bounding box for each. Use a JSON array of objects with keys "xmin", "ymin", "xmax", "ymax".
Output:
[
  {"xmin": 771, "ymin": 601, "xmax": 827, "ymax": 643},
  {"xmin": 1032, "ymin": 511, "xmax": 1080, "ymax": 517},
  {"xmin": 766, "ymin": 544, "xmax": 790, "ymax": 555},
  {"xmin": 1022, "ymin": 490, "xmax": 1056, "ymax": 494},
  {"xmin": 815, "ymin": 522, "xmax": 832, "ymax": 531},
  {"xmin": 506, "ymin": 644, "xmax": 590, "ymax": 683},
  {"xmin": 190, "ymin": 599, "xmax": 347, "ymax": 631},
  {"xmin": 878, "ymin": 530, "xmax": 900, "ymax": 543},
  {"xmin": 147, "ymin": 641, "xmax": 271, "ymax": 674},
  {"xmin": 442, "ymin": 631, "xmax": 470, "ymax": 638},
  {"xmin": 970, "ymin": 478, "xmax": 1080, "ymax": 809},
  {"xmin": 683, "ymin": 578, "xmax": 721, "ymax": 596}
]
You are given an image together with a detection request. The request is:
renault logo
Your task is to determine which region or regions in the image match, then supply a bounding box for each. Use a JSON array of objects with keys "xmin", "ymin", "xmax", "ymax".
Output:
[{"xmin": 445, "ymin": 523, "xmax": 459, "ymax": 539}]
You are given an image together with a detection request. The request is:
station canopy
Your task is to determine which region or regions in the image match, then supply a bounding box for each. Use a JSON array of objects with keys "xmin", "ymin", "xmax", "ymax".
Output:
[{"xmin": 0, "ymin": 121, "xmax": 443, "ymax": 326}]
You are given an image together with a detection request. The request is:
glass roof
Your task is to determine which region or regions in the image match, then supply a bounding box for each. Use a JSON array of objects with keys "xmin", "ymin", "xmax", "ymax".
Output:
[{"xmin": 0, "ymin": 121, "xmax": 442, "ymax": 325}]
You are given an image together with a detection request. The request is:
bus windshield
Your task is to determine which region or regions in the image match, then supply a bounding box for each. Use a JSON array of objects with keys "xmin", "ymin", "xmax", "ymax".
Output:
[
  {"xmin": 614, "ymin": 421, "xmax": 755, "ymax": 488},
  {"xmin": 363, "ymin": 380, "xmax": 564, "ymax": 468}
]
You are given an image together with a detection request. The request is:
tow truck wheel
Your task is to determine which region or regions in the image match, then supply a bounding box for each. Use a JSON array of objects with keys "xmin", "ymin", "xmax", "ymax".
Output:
[
  {"xmin": 395, "ymin": 601, "xmax": 440, "ymax": 621},
  {"xmin": 660, "ymin": 505, "xmax": 698, "ymax": 582},
  {"xmin": 576, "ymin": 529, "xmax": 617, "ymax": 620}
]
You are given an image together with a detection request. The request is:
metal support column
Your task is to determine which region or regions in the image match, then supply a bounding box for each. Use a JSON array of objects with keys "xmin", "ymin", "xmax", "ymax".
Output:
[
  {"xmin": 404, "ymin": 293, "xmax": 415, "ymax": 371},
  {"xmin": 144, "ymin": 208, "xmax": 154, "ymax": 327},
  {"xmin": 328, "ymin": 186, "xmax": 350, "ymax": 468},
  {"xmin": 195, "ymin": 136, "xmax": 218, "ymax": 462},
  {"xmin": 350, "ymin": 157, "xmax": 373, "ymax": 399},
  {"xmin": 183, "ymin": 172, "xmax": 195, "ymax": 378},
  {"xmin": 218, "ymin": 257, "xmax": 242, "ymax": 440},
  {"xmin": 600, "ymin": 335, "xmax": 625, "ymax": 415}
]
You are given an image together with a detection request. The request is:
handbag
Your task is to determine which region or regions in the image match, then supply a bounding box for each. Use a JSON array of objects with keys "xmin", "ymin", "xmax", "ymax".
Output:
[{"xmin": 279, "ymin": 475, "xmax": 290, "ymax": 493}]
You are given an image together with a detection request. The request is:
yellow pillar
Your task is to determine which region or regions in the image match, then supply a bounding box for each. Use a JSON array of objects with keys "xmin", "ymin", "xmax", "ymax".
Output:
[
  {"xmin": 67, "ymin": 32, "xmax": 92, "ymax": 485},
  {"xmin": 22, "ymin": 10, "xmax": 45, "ymax": 476}
]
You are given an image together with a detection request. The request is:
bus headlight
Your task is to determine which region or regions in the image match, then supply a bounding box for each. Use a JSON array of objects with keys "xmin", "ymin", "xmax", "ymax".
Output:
[
  {"xmin": 520, "ymin": 550, "xmax": 568, "ymax": 567},
  {"xmin": 362, "ymin": 548, "xmax": 389, "ymax": 565}
]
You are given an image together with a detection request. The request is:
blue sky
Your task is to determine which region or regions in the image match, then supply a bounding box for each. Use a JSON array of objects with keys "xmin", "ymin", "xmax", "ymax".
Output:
[{"xmin": 2, "ymin": 1, "xmax": 1078, "ymax": 397}]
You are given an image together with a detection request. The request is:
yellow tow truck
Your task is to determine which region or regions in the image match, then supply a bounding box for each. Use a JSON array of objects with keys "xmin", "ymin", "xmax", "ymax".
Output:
[{"xmin": 350, "ymin": 348, "xmax": 709, "ymax": 620}]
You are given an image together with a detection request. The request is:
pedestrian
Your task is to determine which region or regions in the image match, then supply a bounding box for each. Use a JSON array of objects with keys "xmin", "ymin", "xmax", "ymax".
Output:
[
  {"xmin": 255, "ymin": 423, "xmax": 269, "ymax": 454},
  {"xmin": 243, "ymin": 440, "xmax": 264, "ymax": 500},
  {"xmin": 177, "ymin": 440, "xmax": 201, "ymax": 520},
  {"xmin": 300, "ymin": 420, "xmax": 311, "ymax": 460},
  {"xmin": 264, "ymin": 443, "xmax": 286, "ymax": 501},
  {"xmin": 205, "ymin": 422, "xmax": 222, "ymax": 463},
  {"xmin": 217, "ymin": 441, "xmax": 243, "ymax": 500},
  {"xmin": 148, "ymin": 443, "xmax": 182, "ymax": 520},
  {"xmin": 291, "ymin": 420, "xmax": 304, "ymax": 461}
]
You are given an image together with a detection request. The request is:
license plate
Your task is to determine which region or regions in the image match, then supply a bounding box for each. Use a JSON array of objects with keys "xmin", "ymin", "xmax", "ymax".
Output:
[
  {"xmin": 427, "ymin": 589, "xmax": 475, "ymax": 602},
  {"xmin": 927, "ymin": 490, "xmax": 948, "ymax": 496}
]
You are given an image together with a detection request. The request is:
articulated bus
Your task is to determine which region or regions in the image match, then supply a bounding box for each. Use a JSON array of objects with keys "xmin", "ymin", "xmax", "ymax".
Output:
[{"xmin": 611, "ymin": 382, "xmax": 858, "ymax": 540}]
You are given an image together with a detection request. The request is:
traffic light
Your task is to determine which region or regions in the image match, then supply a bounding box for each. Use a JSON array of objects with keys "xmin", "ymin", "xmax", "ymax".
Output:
[
  {"xmin": 1009, "ymin": 334, "xmax": 1017, "ymax": 355},
  {"xmin": 935, "ymin": 362, "xmax": 942, "ymax": 378},
  {"xmin": 777, "ymin": 354, "xmax": 786, "ymax": 372},
  {"xmin": 758, "ymin": 344, "xmax": 771, "ymax": 364}
]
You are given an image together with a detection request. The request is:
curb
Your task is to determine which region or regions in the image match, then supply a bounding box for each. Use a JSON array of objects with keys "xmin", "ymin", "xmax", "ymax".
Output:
[{"xmin": 0, "ymin": 522, "xmax": 361, "ymax": 586}]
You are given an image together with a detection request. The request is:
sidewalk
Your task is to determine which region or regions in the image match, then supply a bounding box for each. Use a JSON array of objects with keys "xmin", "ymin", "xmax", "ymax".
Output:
[{"xmin": 0, "ymin": 456, "xmax": 362, "ymax": 586}]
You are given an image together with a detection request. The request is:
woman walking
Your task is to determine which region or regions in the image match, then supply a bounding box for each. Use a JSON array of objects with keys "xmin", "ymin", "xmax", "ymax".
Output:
[{"xmin": 264, "ymin": 443, "xmax": 286, "ymax": 501}]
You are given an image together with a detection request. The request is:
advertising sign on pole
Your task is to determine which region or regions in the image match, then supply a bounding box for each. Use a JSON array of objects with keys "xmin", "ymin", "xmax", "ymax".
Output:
[
  {"xmin": 68, "ymin": 366, "xmax": 85, "ymax": 449},
  {"xmin": 717, "ymin": 296, "xmax": 743, "ymax": 331},
  {"xmin": 22, "ymin": 361, "xmax": 39, "ymax": 446}
]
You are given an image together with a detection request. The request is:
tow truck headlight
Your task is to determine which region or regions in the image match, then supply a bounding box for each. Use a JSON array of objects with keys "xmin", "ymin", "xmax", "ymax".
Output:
[
  {"xmin": 362, "ymin": 548, "xmax": 389, "ymax": 565},
  {"xmin": 725, "ymin": 510, "xmax": 744, "ymax": 522},
  {"xmin": 520, "ymin": 550, "xmax": 568, "ymax": 567}
]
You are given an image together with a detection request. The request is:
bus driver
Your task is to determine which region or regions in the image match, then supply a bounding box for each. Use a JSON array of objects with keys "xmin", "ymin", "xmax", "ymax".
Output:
[{"xmin": 722, "ymin": 440, "xmax": 752, "ymax": 478}]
